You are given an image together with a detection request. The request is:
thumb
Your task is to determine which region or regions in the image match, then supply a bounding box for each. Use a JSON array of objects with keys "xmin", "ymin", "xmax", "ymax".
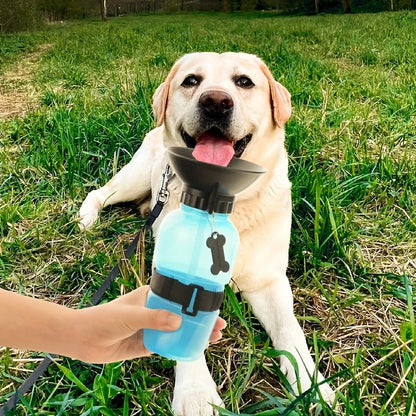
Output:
[{"xmin": 133, "ymin": 307, "xmax": 182, "ymax": 332}]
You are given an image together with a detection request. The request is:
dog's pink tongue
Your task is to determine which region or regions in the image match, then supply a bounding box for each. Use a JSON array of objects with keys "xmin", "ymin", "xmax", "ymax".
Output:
[{"xmin": 192, "ymin": 134, "xmax": 234, "ymax": 167}]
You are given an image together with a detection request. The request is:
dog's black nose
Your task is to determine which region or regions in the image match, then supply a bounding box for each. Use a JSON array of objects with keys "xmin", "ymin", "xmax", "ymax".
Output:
[{"xmin": 199, "ymin": 90, "xmax": 234, "ymax": 118}]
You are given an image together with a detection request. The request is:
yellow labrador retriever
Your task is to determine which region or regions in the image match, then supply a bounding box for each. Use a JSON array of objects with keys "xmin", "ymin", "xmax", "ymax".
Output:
[{"xmin": 79, "ymin": 52, "xmax": 335, "ymax": 415}]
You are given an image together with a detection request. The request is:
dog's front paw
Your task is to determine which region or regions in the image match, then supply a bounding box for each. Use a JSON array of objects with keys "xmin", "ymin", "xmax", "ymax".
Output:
[
  {"xmin": 281, "ymin": 356, "xmax": 335, "ymax": 405},
  {"xmin": 316, "ymin": 380, "xmax": 336, "ymax": 405},
  {"xmin": 78, "ymin": 212, "xmax": 98, "ymax": 230},
  {"xmin": 281, "ymin": 362, "xmax": 335, "ymax": 406},
  {"xmin": 78, "ymin": 190, "xmax": 102, "ymax": 230},
  {"xmin": 172, "ymin": 381, "xmax": 223, "ymax": 416}
]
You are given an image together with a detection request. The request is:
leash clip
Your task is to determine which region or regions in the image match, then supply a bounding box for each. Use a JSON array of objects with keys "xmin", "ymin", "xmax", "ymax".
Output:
[
  {"xmin": 156, "ymin": 164, "xmax": 172, "ymax": 205},
  {"xmin": 145, "ymin": 164, "xmax": 173, "ymax": 230}
]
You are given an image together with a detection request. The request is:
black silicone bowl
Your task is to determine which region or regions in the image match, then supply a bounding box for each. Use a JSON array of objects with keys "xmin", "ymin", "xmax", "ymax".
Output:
[{"xmin": 167, "ymin": 147, "xmax": 266, "ymax": 197}]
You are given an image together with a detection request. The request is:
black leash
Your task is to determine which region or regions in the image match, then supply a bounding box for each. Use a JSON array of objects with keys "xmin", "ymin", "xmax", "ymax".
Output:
[
  {"xmin": 0, "ymin": 356, "xmax": 54, "ymax": 416},
  {"xmin": 0, "ymin": 165, "xmax": 172, "ymax": 416}
]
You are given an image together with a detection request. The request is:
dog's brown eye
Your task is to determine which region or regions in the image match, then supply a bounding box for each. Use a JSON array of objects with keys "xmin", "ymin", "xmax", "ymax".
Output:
[
  {"xmin": 234, "ymin": 76, "xmax": 254, "ymax": 89},
  {"xmin": 182, "ymin": 75, "xmax": 202, "ymax": 88}
]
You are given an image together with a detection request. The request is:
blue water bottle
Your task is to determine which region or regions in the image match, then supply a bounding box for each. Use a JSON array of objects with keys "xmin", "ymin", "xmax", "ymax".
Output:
[{"xmin": 143, "ymin": 147, "xmax": 265, "ymax": 361}]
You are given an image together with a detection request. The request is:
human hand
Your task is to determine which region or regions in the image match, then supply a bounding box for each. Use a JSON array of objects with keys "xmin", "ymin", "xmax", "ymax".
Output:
[{"xmin": 73, "ymin": 286, "xmax": 226, "ymax": 364}]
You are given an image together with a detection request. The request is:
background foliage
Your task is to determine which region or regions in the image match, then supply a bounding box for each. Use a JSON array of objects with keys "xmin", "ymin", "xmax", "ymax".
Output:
[{"xmin": 2, "ymin": 0, "xmax": 416, "ymax": 32}]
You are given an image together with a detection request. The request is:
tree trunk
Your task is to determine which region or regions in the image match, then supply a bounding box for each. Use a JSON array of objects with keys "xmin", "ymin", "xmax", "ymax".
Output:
[
  {"xmin": 342, "ymin": 0, "xmax": 352, "ymax": 13},
  {"xmin": 222, "ymin": 0, "xmax": 231, "ymax": 12},
  {"xmin": 315, "ymin": 0, "xmax": 319, "ymax": 14},
  {"xmin": 100, "ymin": 0, "xmax": 107, "ymax": 21}
]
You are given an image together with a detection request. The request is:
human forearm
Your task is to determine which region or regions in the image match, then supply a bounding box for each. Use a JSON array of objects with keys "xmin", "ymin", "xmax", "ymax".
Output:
[
  {"xmin": 0, "ymin": 287, "xmax": 184, "ymax": 362},
  {"xmin": 0, "ymin": 287, "xmax": 224, "ymax": 363},
  {"xmin": 0, "ymin": 289, "xmax": 79, "ymax": 357}
]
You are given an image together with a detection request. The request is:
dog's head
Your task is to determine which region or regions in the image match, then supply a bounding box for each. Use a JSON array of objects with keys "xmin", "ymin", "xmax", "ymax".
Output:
[{"xmin": 152, "ymin": 52, "xmax": 291, "ymax": 166}]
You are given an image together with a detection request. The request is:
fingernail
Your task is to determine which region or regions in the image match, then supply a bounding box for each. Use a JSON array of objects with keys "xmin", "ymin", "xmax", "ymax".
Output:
[{"xmin": 166, "ymin": 313, "xmax": 182, "ymax": 328}]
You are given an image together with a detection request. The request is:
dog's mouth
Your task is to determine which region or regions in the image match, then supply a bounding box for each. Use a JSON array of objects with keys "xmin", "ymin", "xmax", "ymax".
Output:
[{"xmin": 181, "ymin": 128, "xmax": 252, "ymax": 166}]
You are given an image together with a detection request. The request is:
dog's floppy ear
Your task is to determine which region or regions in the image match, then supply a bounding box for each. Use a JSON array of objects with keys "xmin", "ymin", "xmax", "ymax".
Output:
[
  {"xmin": 152, "ymin": 82, "xmax": 167, "ymax": 126},
  {"xmin": 259, "ymin": 62, "xmax": 292, "ymax": 128},
  {"xmin": 152, "ymin": 61, "xmax": 181, "ymax": 126}
]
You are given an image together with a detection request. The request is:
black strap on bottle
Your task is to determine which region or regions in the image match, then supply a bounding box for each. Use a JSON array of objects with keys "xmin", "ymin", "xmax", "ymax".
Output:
[{"xmin": 150, "ymin": 270, "xmax": 224, "ymax": 317}]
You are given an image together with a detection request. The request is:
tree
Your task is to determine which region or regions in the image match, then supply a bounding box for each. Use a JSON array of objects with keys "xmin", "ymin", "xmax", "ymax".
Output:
[
  {"xmin": 100, "ymin": 0, "xmax": 107, "ymax": 20},
  {"xmin": 0, "ymin": 0, "xmax": 41, "ymax": 32},
  {"xmin": 342, "ymin": 0, "xmax": 352, "ymax": 12},
  {"xmin": 222, "ymin": 0, "xmax": 231, "ymax": 12}
]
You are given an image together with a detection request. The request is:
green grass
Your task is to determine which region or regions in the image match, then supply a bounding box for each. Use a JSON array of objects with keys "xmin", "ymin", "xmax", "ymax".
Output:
[{"xmin": 1, "ymin": 10, "xmax": 415, "ymax": 415}]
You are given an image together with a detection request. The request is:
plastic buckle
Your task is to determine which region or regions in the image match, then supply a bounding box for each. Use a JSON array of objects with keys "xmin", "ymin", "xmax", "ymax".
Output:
[{"xmin": 181, "ymin": 283, "xmax": 204, "ymax": 317}]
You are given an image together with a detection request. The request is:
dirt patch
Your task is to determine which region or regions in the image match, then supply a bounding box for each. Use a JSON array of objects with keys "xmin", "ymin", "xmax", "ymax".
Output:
[{"xmin": 0, "ymin": 43, "xmax": 52, "ymax": 120}]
